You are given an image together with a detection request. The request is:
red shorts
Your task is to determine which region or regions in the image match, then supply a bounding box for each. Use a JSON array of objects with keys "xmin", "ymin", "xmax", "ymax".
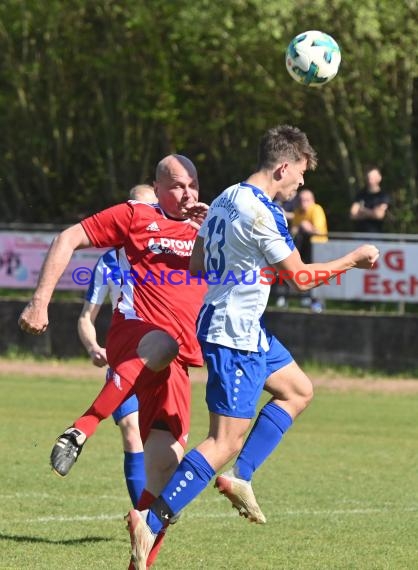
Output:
[{"xmin": 106, "ymin": 315, "xmax": 191, "ymax": 448}]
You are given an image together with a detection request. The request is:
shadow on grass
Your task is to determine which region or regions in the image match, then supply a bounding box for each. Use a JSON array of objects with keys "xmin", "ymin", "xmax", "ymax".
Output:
[{"xmin": 0, "ymin": 533, "xmax": 112, "ymax": 545}]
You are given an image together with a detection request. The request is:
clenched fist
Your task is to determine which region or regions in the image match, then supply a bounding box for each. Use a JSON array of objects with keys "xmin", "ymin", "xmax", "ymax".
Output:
[
  {"xmin": 351, "ymin": 244, "xmax": 380, "ymax": 269},
  {"xmin": 18, "ymin": 300, "xmax": 49, "ymax": 335}
]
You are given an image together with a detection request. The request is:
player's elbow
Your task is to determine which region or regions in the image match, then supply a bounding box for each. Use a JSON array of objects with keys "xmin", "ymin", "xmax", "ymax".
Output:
[
  {"xmin": 294, "ymin": 282, "xmax": 313, "ymax": 293},
  {"xmin": 286, "ymin": 275, "xmax": 313, "ymax": 293},
  {"xmin": 286, "ymin": 281, "xmax": 305, "ymax": 293}
]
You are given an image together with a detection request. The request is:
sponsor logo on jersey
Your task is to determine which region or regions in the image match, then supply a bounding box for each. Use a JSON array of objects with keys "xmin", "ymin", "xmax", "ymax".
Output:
[{"xmin": 148, "ymin": 237, "xmax": 194, "ymax": 257}]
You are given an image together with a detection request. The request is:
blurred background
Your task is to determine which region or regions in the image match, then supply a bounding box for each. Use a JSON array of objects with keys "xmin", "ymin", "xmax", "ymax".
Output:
[
  {"xmin": 0, "ymin": 0, "xmax": 417, "ymax": 370},
  {"xmin": 0, "ymin": 0, "xmax": 416, "ymax": 229}
]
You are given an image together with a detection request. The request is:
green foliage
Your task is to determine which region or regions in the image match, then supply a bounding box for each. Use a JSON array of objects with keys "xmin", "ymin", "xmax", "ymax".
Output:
[{"xmin": 0, "ymin": 0, "xmax": 417, "ymax": 231}]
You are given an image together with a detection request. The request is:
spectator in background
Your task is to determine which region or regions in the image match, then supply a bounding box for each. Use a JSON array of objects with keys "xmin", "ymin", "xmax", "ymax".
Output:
[
  {"xmin": 275, "ymin": 196, "xmax": 297, "ymax": 226},
  {"xmin": 292, "ymin": 189, "xmax": 328, "ymax": 312},
  {"xmin": 350, "ymin": 167, "xmax": 389, "ymax": 233}
]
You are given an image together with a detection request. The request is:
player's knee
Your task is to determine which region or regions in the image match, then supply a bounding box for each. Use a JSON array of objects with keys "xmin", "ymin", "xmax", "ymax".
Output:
[
  {"xmin": 152, "ymin": 452, "xmax": 181, "ymax": 482},
  {"xmin": 162, "ymin": 454, "xmax": 180, "ymax": 478},
  {"xmin": 294, "ymin": 379, "xmax": 314, "ymax": 415},
  {"xmin": 137, "ymin": 330, "xmax": 179, "ymax": 371},
  {"xmin": 301, "ymin": 378, "xmax": 314, "ymax": 406},
  {"xmin": 122, "ymin": 429, "xmax": 142, "ymax": 452},
  {"xmin": 119, "ymin": 419, "xmax": 142, "ymax": 452}
]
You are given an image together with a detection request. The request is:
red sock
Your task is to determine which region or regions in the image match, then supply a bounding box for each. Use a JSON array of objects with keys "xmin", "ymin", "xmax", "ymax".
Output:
[
  {"xmin": 147, "ymin": 531, "xmax": 166, "ymax": 568},
  {"xmin": 137, "ymin": 489, "xmax": 156, "ymax": 510},
  {"xmin": 74, "ymin": 376, "xmax": 134, "ymax": 437},
  {"xmin": 74, "ymin": 363, "xmax": 157, "ymax": 437},
  {"xmin": 137, "ymin": 490, "xmax": 167, "ymax": 568}
]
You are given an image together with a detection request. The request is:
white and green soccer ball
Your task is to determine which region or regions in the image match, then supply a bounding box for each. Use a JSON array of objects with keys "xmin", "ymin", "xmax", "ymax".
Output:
[{"xmin": 285, "ymin": 30, "xmax": 341, "ymax": 87}]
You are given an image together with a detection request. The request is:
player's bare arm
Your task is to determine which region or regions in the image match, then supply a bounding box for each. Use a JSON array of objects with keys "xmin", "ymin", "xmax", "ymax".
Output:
[
  {"xmin": 189, "ymin": 236, "xmax": 205, "ymax": 275},
  {"xmin": 275, "ymin": 244, "xmax": 380, "ymax": 292},
  {"xmin": 77, "ymin": 301, "xmax": 108, "ymax": 367},
  {"xmin": 18, "ymin": 224, "xmax": 92, "ymax": 335}
]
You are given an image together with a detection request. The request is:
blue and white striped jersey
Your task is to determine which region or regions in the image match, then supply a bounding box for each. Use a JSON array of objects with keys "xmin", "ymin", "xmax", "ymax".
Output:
[
  {"xmin": 85, "ymin": 248, "xmax": 121, "ymax": 309},
  {"xmin": 197, "ymin": 182, "xmax": 295, "ymax": 351}
]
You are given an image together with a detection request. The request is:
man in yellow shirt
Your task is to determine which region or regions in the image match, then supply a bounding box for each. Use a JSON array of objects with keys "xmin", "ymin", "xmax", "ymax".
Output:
[{"xmin": 292, "ymin": 189, "xmax": 328, "ymax": 311}]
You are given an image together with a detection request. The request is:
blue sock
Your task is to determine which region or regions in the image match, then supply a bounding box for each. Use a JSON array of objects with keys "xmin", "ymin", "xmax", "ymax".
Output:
[
  {"xmin": 234, "ymin": 402, "xmax": 293, "ymax": 481},
  {"xmin": 124, "ymin": 451, "xmax": 146, "ymax": 507},
  {"xmin": 146, "ymin": 448, "xmax": 215, "ymax": 534}
]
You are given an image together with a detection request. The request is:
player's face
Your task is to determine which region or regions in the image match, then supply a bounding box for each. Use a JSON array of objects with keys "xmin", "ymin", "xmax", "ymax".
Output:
[
  {"xmin": 155, "ymin": 166, "xmax": 199, "ymax": 219},
  {"xmin": 275, "ymin": 159, "xmax": 307, "ymax": 202}
]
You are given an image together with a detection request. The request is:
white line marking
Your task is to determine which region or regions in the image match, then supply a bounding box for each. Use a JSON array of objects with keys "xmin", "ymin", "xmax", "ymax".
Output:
[
  {"xmin": 0, "ymin": 493, "xmax": 127, "ymax": 500},
  {"xmin": 27, "ymin": 514, "xmax": 123, "ymax": 523},
  {"xmin": 22, "ymin": 506, "xmax": 418, "ymax": 524}
]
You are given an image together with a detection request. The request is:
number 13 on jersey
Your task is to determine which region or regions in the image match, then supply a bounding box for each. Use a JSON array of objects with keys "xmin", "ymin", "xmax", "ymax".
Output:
[{"xmin": 205, "ymin": 216, "xmax": 226, "ymax": 277}]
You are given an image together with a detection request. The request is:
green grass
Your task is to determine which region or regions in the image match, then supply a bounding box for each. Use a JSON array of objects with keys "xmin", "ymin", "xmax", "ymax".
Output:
[
  {"xmin": 300, "ymin": 360, "xmax": 418, "ymax": 379},
  {"xmin": 1, "ymin": 371, "xmax": 418, "ymax": 569}
]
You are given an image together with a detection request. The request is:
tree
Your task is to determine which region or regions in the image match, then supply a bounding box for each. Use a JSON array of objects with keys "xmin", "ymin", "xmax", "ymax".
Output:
[{"xmin": 0, "ymin": 0, "xmax": 416, "ymax": 232}]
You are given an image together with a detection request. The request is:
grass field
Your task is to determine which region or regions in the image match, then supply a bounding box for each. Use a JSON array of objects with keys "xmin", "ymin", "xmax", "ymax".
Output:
[{"xmin": 1, "ymin": 362, "xmax": 418, "ymax": 569}]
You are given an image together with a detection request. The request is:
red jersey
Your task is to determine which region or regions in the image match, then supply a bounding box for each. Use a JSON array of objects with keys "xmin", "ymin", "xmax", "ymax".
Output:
[{"xmin": 81, "ymin": 201, "xmax": 206, "ymax": 366}]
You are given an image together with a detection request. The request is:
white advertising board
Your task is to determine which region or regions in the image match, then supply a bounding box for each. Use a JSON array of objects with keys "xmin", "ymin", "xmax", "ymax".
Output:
[{"xmin": 313, "ymin": 241, "xmax": 418, "ymax": 303}]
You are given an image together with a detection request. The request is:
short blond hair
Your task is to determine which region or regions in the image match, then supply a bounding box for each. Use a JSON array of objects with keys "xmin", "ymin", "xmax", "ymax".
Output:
[{"xmin": 129, "ymin": 184, "xmax": 157, "ymax": 203}]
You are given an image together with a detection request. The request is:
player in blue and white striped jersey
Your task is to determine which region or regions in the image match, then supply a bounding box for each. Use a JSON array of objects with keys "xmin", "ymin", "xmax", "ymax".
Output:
[{"xmin": 130, "ymin": 125, "xmax": 380, "ymax": 561}]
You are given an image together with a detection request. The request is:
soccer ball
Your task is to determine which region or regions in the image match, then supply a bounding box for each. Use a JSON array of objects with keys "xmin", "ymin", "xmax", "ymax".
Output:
[{"xmin": 285, "ymin": 30, "xmax": 341, "ymax": 87}]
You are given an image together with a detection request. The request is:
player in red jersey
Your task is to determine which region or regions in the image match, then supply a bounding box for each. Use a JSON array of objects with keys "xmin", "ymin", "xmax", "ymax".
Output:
[{"xmin": 18, "ymin": 154, "xmax": 208, "ymax": 568}]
